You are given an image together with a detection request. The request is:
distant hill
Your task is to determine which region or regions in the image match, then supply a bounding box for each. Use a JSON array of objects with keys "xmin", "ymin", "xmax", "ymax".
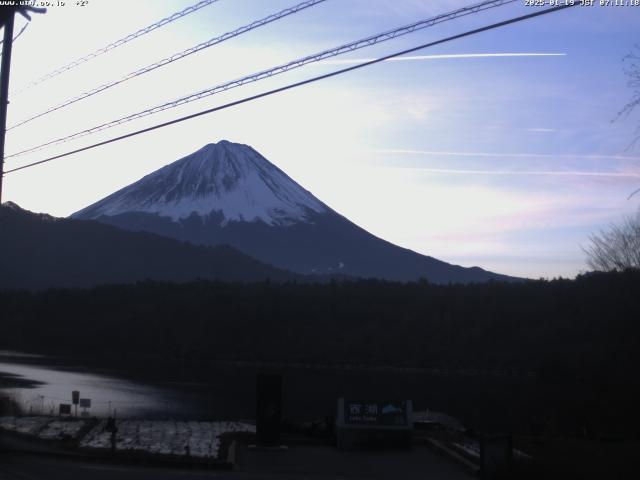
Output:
[{"xmin": 0, "ymin": 202, "xmax": 299, "ymax": 290}]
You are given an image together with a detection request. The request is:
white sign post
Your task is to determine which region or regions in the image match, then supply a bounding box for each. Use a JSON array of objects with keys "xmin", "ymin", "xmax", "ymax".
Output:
[{"xmin": 79, "ymin": 398, "xmax": 91, "ymax": 417}]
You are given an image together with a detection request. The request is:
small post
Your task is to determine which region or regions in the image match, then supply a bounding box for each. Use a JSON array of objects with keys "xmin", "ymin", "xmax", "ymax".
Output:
[
  {"xmin": 105, "ymin": 415, "xmax": 117, "ymax": 454},
  {"xmin": 72, "ymin": 390, "xmax": 80, "ymax": 417},
  {"xmin": 0, "ymin": 10, "xmax": 15, "ymax": 203},
  {"xmin": 110, "ymin": 428, "xmax": 117, "ymax": 454}
]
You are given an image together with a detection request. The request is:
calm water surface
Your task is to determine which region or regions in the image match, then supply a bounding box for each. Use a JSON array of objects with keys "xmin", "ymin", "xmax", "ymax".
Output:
[{"xmin": 0, "ymin": 351, "xmax": 194, "ymax": 418}]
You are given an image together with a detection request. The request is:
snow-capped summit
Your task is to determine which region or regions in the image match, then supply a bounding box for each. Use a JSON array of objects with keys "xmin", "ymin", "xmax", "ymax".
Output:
[{"xmin": 73, "ymin": 140, "xmax": 327, "ymax": 226}]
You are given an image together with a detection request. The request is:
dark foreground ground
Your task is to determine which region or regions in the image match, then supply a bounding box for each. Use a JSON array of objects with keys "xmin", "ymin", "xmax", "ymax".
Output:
[
  {"xmin": 0, "ymin": 444, "xmax": 472, "ymax": 480},
  {"xmin": 2, "ymin": 439, "xmax": 638, "ymax": 480},
  {"xmin": 2, "ymin": 420, "xmax": 639, "ymax": 480}
]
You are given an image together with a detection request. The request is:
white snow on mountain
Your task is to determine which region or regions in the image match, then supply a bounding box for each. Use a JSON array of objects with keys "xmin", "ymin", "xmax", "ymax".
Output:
[{"xmin": 73, "ymin": 141, "xmax": 327, "ymax": 226}]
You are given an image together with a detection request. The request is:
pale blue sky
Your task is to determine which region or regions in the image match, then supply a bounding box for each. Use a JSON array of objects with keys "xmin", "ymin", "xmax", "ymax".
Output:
[{"xmin": 3, "ymin": 0, "xmax": 640, "ymax": 278}]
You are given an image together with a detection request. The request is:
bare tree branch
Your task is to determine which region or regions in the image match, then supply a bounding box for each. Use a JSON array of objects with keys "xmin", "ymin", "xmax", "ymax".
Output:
[
  {"xmin": 617, "ymin": 44, "xmax": 640, "ymax": 122},
  {"xmin": 583, "ymin": 211, "xmax": 640, "ymax": 271}
]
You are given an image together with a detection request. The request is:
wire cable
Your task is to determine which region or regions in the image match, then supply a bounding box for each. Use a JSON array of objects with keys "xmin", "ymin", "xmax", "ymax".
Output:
[
  {"xmin": 6, "ymin": 0, "xmax": 518, "ymax": 158},
  {"xmin": 12, "ymin": 21, "xmax": 29, "ymax": 42},
  {"xmin": 7, "ymin": 0, "xmax": 328, "ymax": 131},
  {"xmin": 12, "ymin": 0, "xmax": 221, "ymax": 95},
  {"xmin": 4, "ymin": 3, "xmax": 578, "ymax": 175}
]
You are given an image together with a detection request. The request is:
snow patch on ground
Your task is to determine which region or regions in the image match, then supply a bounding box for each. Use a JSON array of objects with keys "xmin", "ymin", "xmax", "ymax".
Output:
[
  {"xmin": 413, "ymin": 410, "xmax": 464, "ymax": 430},
  {"xmin": 80, "ymin": 420, "xmax": 255, "ymax": 459},
  {"xmin": 1, "ymin": 416, "xmax": 255, "ymax": 459},
  {"xmin": 0, "ymin": 416, "xmax": 52, "ymax": 436},
  {"xmin": 0, "ymin": 416, "xmax": 88, "ymax": 439},
  {"xmin": 38, "ymin": 420, "xmax": 87, "ymax": 440},
  {"xmin": 452, "ymin": 441, "xmax": 480, "ymax": 459},
  {"xmin": 452, "ymin": 439, "xmax": 533, "ymax": 462}
]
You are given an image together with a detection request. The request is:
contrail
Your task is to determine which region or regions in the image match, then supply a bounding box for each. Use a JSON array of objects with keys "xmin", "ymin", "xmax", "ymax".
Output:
[
  {"xmin": 316, "ymin": 52, "xmax": 566, "ymax": 65},
  {"xmin": 372, "ymin": 149, "xmax": 640, "ymax": 161},
  {"xmin": 388, "ymin": 167, "xmax": 640, "ymax": 178}
]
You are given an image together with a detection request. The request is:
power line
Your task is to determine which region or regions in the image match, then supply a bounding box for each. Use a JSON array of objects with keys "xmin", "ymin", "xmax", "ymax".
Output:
[
  {"xmin": 7, "ymin": 0, "xmax": 328, "ymax": 131},
  {"xmin": 12, "ymin": 21, "xmax": 29, "ymax": 42},
  {"xmin": 6, "ymin": 0, "xmax": 518, "ymax": 159},
  {"xmin": 4, "ymin": 3, "xmax": 578, "ymax": 175},
  {"xmin": 11, "ymin": 0, "xmax": 221, "ymax": 95}
]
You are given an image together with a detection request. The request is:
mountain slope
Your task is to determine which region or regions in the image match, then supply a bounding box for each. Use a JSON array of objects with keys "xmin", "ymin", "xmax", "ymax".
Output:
[
  {"xmin": 73, "ymin": 140, "xmax": 517, "ymax": 283},
  {"xmin": 0, "ymin": 202, "xmax": 299, "ymax": 290},
  {"xmin": 74, "ymin": 141, "xmax": 327, "ymax": 226}
]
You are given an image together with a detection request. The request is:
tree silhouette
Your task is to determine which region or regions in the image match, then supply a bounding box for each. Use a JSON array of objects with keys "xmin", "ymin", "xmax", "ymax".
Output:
[
  {"xmin": 584, "ymin": 211, "xmax": 640, "ymax": 271},
  {"xmin": 618, "ymin": 44, "xmax": 640, "ymax": 148}
]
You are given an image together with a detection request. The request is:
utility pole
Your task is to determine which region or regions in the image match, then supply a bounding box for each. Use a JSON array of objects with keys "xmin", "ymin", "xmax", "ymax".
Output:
[
  {"xmin": 0, "ymin": 10, "xmax": 15, "ymax": 204},
  {"xmin": 0, "ymin": 4, "xmax": 45, "ymax": 202}
]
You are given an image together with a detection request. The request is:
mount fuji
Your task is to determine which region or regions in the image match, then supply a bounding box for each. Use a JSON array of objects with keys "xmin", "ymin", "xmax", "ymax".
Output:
[{"xmin": 72, "ymin": 140, "xmax": 515, "ymax": 283}]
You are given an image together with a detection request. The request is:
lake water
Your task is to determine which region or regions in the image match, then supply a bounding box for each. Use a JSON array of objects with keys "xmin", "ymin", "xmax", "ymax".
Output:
[
  {"xmin": 0, "ymin": 351, "xmax": 191, "ymax": 418},
  {"xmin": 0, "ymin": 350, "xmax": 538, "ymax": 430}
]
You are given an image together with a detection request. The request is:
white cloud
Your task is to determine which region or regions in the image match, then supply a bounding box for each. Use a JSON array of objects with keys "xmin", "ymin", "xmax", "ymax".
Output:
[
  {"xmin": 370, "ymin": 149, "xmax": 640, "ymax": 161},
  {"xmin": 525, "ymin": 128, "xmax": 558, "ymax": 133},
  {"xmin": 385, "ymin": 167, "xmax": 640, "ymax": 179}
]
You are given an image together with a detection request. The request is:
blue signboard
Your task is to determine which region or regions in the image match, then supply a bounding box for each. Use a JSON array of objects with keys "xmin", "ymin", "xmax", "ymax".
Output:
[{"xmin": 344, "ymin": 400, "xmax": 408, "ymax": 426}]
